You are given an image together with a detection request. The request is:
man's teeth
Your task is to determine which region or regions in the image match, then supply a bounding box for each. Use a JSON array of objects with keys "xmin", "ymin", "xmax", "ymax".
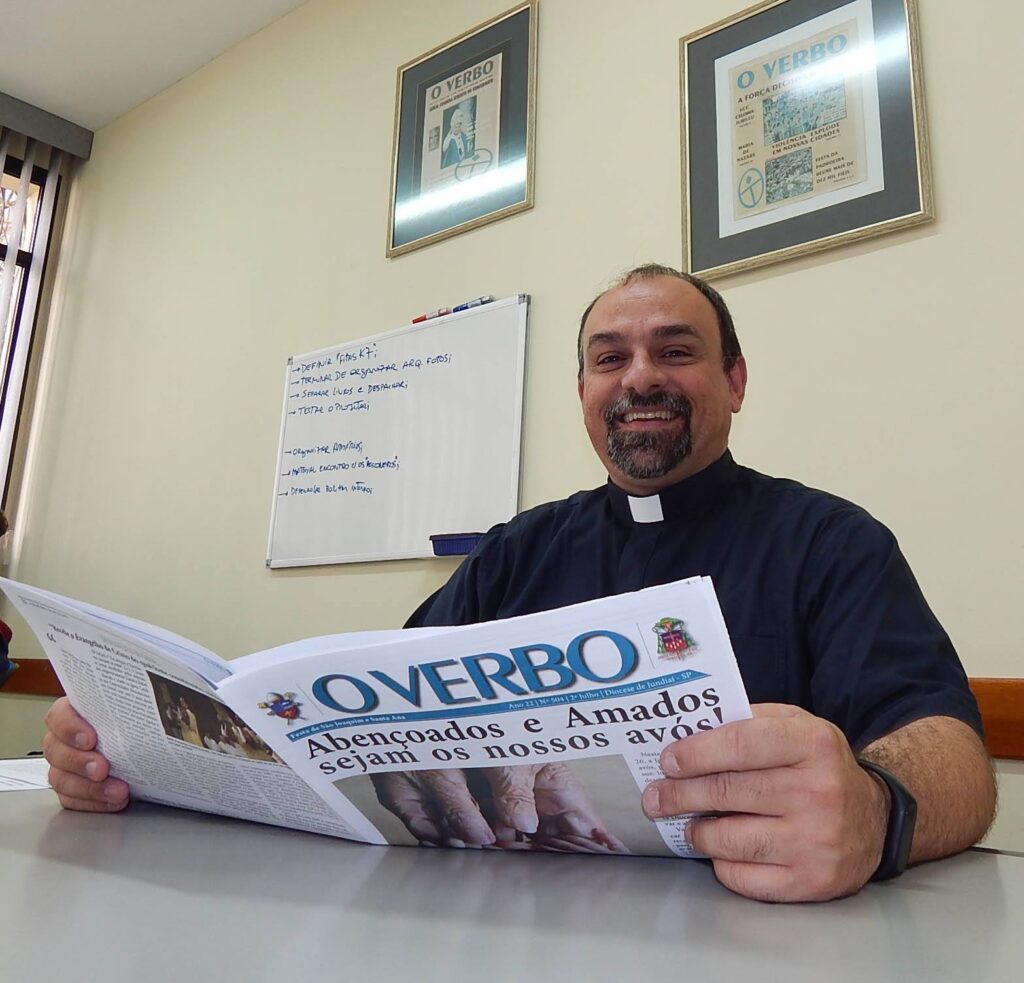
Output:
[{"xmin": 621, "ymin": 410, "xmax": 677, "ymax": 422}]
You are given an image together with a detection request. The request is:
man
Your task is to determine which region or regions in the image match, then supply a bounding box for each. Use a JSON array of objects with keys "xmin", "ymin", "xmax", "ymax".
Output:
[
  {"xmin": 441, "ymin": 107, "xmax": 473, "ymax": 168},
  {"xmin": 43, "ymin": 265, "xmax": 995, "ymax": 902}
]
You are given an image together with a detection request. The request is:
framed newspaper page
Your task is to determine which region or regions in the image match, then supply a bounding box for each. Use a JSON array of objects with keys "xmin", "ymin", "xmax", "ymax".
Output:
[
  {"xmin": 680, "ymin": 0, "xmax": 932, "ymax": 278},
  {"xmin": 386, "ymin": 1, "xmax": 538, "ymax": 258}
]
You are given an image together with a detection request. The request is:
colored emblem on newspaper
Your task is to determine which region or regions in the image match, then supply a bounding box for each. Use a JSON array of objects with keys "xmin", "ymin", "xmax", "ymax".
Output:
[
  {"xmin": 652, "ymin": 617, "xmax": 697, "ymax": 660},
  {"xmin": 258, "ymin": 692, "xmax": 304, "ymax": 725}
]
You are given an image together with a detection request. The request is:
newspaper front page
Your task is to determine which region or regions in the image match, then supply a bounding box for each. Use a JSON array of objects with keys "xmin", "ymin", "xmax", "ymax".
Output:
[
  {"xmin": 218, "ymin": 577, "xmax": 751, "ymax": 857},
  {"xmin": 729, "ymin": 16, "xmax": 866, "ymax": 222},
  {"xmin": 419, "ymin": 53, "xmax": 502, "ymax": 195},
  {"xmin": 3, "ymin": 575, "xmax": 751, "ymax": 858},
  {"xmin": 713, "ymin": 0, "xmax": 884, "ymax": 238}
]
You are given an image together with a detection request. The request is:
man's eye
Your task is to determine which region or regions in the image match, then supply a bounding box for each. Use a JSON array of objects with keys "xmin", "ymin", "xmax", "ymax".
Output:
[
  {"xmin": 664, "ymin": 349, "xmax": 694, "ymax": 360},
  {"xmin": 595, "ymin": 353, "xmax": 623, "ymax": 366}
]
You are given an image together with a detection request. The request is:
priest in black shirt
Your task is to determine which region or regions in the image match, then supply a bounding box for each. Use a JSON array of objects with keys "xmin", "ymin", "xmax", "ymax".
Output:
[{"xmin": 43, "ymin": 264, "xmax": 995, "ymax": 902}]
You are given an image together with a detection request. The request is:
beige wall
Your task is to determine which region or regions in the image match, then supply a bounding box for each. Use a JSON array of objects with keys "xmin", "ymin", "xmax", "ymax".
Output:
[{"xmin": 1, "ymin": 0, "xmax": 1019, "ymax": 846}]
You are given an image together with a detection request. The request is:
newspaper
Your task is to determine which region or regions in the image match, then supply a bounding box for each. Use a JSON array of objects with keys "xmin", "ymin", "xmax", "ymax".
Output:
[
  {"xmin": 728, "ymin": 15, "xmax": 867, "ymax": 223},
  {"xmin": 714, "ymin": 0, "xmax": 884, "ymax": 237},
  {"xmin": 419, "ymin": 52, "xmax": 502, "ymax": 194},
  {"xmin": 1, "ymin": 575, "xmax": 750, "ymax": 858}
]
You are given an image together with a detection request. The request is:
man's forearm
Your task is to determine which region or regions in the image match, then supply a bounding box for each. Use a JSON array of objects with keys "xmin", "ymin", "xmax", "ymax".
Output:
[{"xmin": 860, "ymin": 715, "xmax": 996, "ymax": 864}]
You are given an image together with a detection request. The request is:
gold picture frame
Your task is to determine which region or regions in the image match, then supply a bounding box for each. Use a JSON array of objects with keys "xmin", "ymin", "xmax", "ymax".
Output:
[
  {"xmin": 386, "ymin": 1, "xmax": 538, "ymax": 258},
  {"xmin": 680, "ymin": 0, "xmax": 932, "ymax": 278}
]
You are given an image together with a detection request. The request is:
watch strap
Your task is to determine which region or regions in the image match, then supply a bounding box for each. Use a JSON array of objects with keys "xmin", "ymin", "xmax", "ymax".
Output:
[{"xmin": 857, "ymin": 758, "xmax": 917, "ymax": 881}]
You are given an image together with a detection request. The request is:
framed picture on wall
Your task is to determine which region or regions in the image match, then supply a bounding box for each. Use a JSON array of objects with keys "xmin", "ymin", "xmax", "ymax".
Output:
[
  {"xmin": 386, "ymin": 1, "xmax": 538, "ymax": 258},
  {"xmin": 680, "ymin": 0, "xmax": 932, "ymax": 278}
]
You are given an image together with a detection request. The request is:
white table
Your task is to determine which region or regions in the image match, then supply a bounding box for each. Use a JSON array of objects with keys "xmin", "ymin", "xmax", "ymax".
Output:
[{"xmin": 2, "ymin": 791, "xmax": 1020, "ymax": 981}]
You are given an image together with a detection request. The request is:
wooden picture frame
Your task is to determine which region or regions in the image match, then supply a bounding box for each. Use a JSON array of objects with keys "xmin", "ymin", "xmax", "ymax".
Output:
[
  {"xmin": 387, "ymin": 1, "xmax": 538, "ymax": 257},
  {"xmin": 680, "ymin": 0, "xmax": 932, "ymax": 278}
]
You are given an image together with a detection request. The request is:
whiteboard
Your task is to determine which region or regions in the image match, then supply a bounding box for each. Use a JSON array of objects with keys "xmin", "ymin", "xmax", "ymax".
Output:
[{"xmin": 267, "ymin": 295, "xmax": 528, "ymax": 567}]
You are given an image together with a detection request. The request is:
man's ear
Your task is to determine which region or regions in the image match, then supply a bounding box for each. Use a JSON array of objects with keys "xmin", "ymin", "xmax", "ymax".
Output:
[
  {"xmin": 727, "ymin": 356, "xmax": 747, "ymax": 413},
  {"xmin": 577, "ymin": 377, "xmax": 585, "ymax": 403}
]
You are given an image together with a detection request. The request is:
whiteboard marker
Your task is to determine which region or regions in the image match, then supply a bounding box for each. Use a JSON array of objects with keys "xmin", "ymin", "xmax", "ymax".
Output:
[
  {"xmin": 452, "ymin": 295, "xmax": 494, "ymax": 313},
  {"xmin": 411, "ymin": 307, "xmax": 451, "ymax": 324}
]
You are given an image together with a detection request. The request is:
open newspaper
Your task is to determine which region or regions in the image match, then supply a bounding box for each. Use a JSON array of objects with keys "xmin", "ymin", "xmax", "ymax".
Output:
[{"xmin": 1, "ymin": 575, "xmax": 750, "ymax": 858}]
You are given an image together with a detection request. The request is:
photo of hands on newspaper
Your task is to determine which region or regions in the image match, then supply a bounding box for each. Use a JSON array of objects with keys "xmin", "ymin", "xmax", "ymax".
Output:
[
  {"xmin": 343, "ymin": 757, "xmax": 678, "ymax": 855},
  {"xmin": 1, "ymin": 574, "xmax": 750, "ymax": 860}
]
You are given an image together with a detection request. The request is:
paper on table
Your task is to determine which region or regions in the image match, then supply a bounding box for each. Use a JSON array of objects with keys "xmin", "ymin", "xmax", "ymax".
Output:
[{"xmin": 0, "ymin": 757, "xmax": 50, "ymax": 791}]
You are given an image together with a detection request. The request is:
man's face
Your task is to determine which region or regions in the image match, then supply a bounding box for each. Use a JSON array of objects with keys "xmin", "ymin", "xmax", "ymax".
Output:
[{"xmin": 577, "ymin": 276, "xmax": 747, "ymax": 495}]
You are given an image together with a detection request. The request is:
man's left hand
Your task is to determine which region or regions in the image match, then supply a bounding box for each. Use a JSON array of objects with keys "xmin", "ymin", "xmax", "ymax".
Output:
[{"xmin": 642, "ymin": 703, "xmax": 888, "ymax": 902}]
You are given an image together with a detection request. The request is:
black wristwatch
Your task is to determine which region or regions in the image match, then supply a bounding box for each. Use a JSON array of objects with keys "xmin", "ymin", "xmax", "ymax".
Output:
[{"xmin": 858, "ymin": 759, "xmax": 917, "ymax": 881}]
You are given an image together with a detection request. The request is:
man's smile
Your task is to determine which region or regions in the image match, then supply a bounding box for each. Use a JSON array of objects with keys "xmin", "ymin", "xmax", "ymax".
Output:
[
  {"xmin": 604, "ymin": 391, "xmax": 691, "ymax": 432},
  {"xmin": 615, "ymin": 408, "xmax": 683, "ymax": 429}
]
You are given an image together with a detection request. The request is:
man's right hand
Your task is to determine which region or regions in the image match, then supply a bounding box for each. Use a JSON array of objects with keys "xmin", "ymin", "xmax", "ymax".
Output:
[{"xmin": 42, "ymin": 697, "xmax": 129, "ymax": 812}]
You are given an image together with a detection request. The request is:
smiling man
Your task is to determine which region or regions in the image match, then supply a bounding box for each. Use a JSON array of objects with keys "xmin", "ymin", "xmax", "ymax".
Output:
[
  {"xmin": 43, "ymin": 264, "xmax": 994, "ymax": 901},
  {"xmin": 407, "ymin": 263, "xmax": 995, "ymax": 899}
]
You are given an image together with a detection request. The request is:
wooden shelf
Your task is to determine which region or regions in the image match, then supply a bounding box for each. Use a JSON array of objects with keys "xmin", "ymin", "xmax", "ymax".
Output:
[
  {"xmin": 0, "ymin": 659, "xmax": 63, "ymax": 697},
  {"xmin": 969, "ymin": 678, "xmax": 1024, "ymax": 761}
]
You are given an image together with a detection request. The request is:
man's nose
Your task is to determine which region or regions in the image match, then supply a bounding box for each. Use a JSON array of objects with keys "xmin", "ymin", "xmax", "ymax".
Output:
[{"xmin": 620, "ymin": 353, "xmax": 667, "ymax": 395}]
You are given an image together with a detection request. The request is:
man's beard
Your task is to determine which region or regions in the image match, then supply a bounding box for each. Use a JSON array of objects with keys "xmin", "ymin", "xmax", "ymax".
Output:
[{"xmin": 603, "ymin": 392, "xmax": 693, "ymax": 480}]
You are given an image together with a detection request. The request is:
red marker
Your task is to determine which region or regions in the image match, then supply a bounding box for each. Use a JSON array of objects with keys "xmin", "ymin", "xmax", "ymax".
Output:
[{"xmin": 411, "ymin": 307, "xmax": 452, "ymax": 324}]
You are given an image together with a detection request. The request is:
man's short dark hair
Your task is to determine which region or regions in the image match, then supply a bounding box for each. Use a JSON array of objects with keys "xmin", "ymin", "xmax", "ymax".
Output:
[{"xmin": 577, "ymin": 263, "xmax": 741, "ymax": 380}]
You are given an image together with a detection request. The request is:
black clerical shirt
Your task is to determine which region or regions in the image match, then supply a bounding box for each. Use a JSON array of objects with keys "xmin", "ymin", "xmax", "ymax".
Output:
[{"xmin": 407, "ymin": 452, "xmax": 981, "ymax": 750}]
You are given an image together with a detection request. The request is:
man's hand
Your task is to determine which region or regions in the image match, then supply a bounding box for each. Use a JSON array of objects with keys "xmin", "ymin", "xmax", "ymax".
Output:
[
  {"xmin": 642, "ymin": 704, "xmax": 887, "ymax": 902},
  {"xmin": 372, "ymin": 763, "xmax": 626, "ymax": 853},
  {"xmin": 42, "ymin": 697, "xmax": 130, "ymax": 812}
]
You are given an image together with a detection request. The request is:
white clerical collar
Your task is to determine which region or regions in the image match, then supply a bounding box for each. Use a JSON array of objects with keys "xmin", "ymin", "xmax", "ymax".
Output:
[{"xmin": 627, "ymin": 493, "xmax": 664, "ymax": 523}]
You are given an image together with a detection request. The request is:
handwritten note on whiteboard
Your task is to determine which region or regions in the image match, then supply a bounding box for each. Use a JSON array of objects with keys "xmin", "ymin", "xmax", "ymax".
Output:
[{"xmin": 266, "ymin": 295, "xmax": 528, "ymax": 567}]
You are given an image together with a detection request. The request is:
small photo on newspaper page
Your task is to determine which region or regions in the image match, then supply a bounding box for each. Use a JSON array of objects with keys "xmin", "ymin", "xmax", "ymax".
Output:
[
  {"xmin": 147, "ymin": 673, "xmax": 281, "ymax": 763},
  {"xmin": 714, "ymin": 0, "xmax": 884, "ymax": 238},
  {"xmin": 419, "ymin": 52, "xmax": 502, "ymax": 195}
]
